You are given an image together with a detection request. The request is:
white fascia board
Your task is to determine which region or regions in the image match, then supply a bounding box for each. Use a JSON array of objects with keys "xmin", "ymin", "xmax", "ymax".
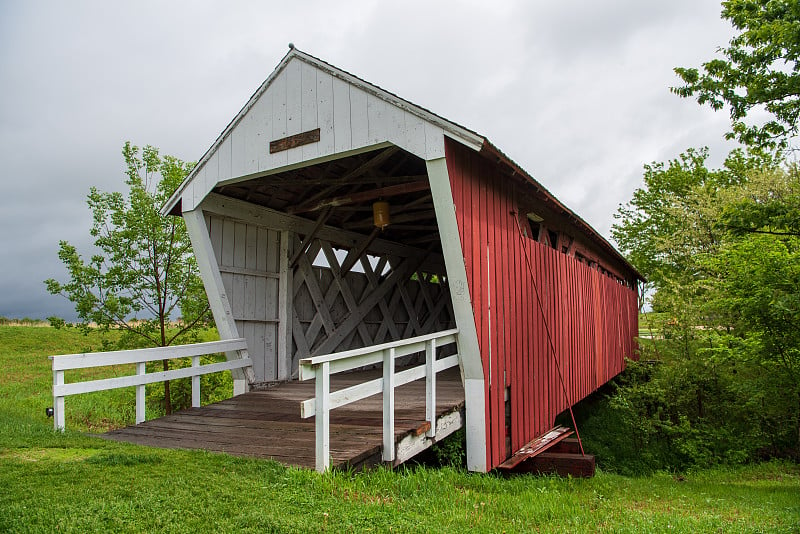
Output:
[
  {"xmin": 161, "ymin": 50, "xmax": 299, "ymax": 217},
  {"xmin": 214, "ymin": 142, "xmax": 393, "ymax": 190}
]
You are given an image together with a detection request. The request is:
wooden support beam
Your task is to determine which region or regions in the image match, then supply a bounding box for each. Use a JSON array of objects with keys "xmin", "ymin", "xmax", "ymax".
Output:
[
  {"xmin": 287, "ymin": 180, "xmax": 430, "ymax": 215},
  {"xmin": 344, "ymin": 210, "xmax": 437, "ymax": 231},
  {"xmin": 321, "ymin": 241, "xmax": 374, "ymax": 348},
  {"xmin": 339, "ymin": 227, "xmax": 381, "ymax": 274},
  {"xmin": 202, "ymin": 193, "xmax": 446, "ymax": 272},
  {"xmin": 289, "ymin": 207, "xmax": 331, "ymax": 267},
  {"xmin": 291, "ymin": 147, "xmax": 401, "ymax": 213},
  {"xmin": 277, "ymin": 229, "xmax": 292, "ymax": 381},
  {"xmin": 360, "ymin": 256, "xmax": 402, "ymax": 342},
  {"xmin": 335, "ymin": 146, "xmax": 400, "ymax": 184},
  {"xmin": 426, "ymin": 157, "xmax": 486, "ymax": 472},
  {"xmin": 309, "ymin": 254, "xmax": 424, "ymax": 357}
]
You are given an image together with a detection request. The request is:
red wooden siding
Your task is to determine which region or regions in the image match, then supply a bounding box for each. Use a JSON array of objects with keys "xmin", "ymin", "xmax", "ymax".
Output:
[{"xmin": 444, "ymin": 139, "xmax": 639, "ymax": 469}]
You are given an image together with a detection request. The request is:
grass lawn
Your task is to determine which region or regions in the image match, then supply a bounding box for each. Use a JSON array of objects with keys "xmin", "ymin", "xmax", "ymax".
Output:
[{"xmin": 1, "ymin": 325, "xmax": 798, "ymax": 533}]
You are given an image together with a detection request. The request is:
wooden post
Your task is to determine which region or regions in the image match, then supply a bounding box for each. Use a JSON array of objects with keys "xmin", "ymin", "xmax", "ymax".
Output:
[
  {"xmin": 191, "ymin": 356, "xmax": 201, "ymax": 408},
  {"xmin": 427, "ymin": 157, "xmax": 488, "ymax": 472},
  {"xmin": 135, "ymin": 362, "xmax": 146, "ymax": 424},
  {"xmin": 383, "ymin": 348, "xmax": 396, "ymax": 462},
  {"xmin": 425, "ymin": 338, "xmax": 437, "ymax": 438},
  {"xmin": 277, "ymin": 229, "xmax": 292, "ymax": 381},
  {"xmin": 53, "ymin": 370, "xmax": 65, "ymax": 431},
  {"xmin": 315, "ymin": 361, "xmax": 330, "ymax": 472}
]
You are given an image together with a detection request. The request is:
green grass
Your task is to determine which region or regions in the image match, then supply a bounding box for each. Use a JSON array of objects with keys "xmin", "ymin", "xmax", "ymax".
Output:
[{"xmin": 1, "ymin": 325, "xmax": 799, "ymax": 532}]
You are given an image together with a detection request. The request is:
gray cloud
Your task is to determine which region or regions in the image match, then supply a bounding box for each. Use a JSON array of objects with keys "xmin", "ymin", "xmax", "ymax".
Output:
[{"xmin": 0, "ymin": 1, "xmax": 739, "ymax": 319}]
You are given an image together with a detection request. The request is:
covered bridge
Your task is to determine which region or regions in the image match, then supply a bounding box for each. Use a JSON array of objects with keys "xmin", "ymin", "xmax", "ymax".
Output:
[{"xmin": 130, "ymin": 47, "xmax": 638, "ymax": 472}]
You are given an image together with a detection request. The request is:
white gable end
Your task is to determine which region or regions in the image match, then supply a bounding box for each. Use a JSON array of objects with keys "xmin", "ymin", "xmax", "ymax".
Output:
[{"xmin": 171, "ymin": 50, "xmax": 483, "ymax": 214}]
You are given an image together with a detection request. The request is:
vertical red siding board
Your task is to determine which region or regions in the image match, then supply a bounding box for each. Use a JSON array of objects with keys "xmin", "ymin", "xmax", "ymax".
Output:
[
  {"xmin": 522, "ymin": 235, "xmax": 530, "ymax": 442},
  {"xmin": 493, "ymin": 170, "xmax": 504, "ymax": 464},
  {"xmin": 532, "ymin": 245, "xmax": 538, "ymax": 434},
  {"xmin": 562, "ymin": 256, "xmax": 569, "ymax": 415},
  {"xmin": 475, "ymin": 161, "xmax": 494, "ymax": 467},
  {"xmin": 514, "ymin": 197, "xmax": 523, "ymax": 451},
  {"xmin": 558, "ymin": 253, "xmax": 566, "ymax": 417},
  {"xmin": 547, "ymin": 249, "xmax": 561, "ymax": 424},
  {"xmin": 574, "ymin": 262, "xmax": 580, "ymax": 401},
  {"xmin": 535, "ymin": 244, "xmax": 545, "ymax": 434},
  {"xmin": 539, "ymin": 244, "xmax": 547, "ymax": 434},
  {"xmin": 488, "ymin": 169, "xmax": 502, "ymax": 467},
  {"xmin": 522, "ymin": 239, "xmax": 529, "ymax": 442},
  {"xmin": 587, "ymin": 273, "xmax": 592, "ymax": 393},
  {"xmin": 585, "ymin": 269, "xmax": 591, "ymax": 395},
  {"xmin": 518, "ymin": 211, "xmax": 528, "ymax": 448},
  {"xmin": 576, "ymin": 265, "xmax": 581, "ymax": 399},
  {"xmin": 570, "ymin": 261, "xmax": 578, "ymax": 400},
  {"xmin": 497, "ymin": 173, "xmax": 507, "ymax": 456},
  {"xmin": 593, "ymin": 273, "xmax": 600, "ymax": 389},
  {"xmin": 586, "ymin": 269, "xmax": 592, "ymax": 395},
  {"xmin": 566, "ymin": 257, "xmax": 574, "ymax": 411},
  {"xmin": 532, "ymin": 243, "xmax": 550, "ymax": 438},
  {"xmin": 581, "ymin": 270, "xmax": 586, "ymax": 394},
  {"xmin": 515, "ymin": 212, "xmax": 524, "ymax": 443},
  {"xmin": 493, "ymin": 172, "xmax": 505, "ymax": 458},
  {"xmin": 550, "ymin": 253, "xmax": 556, "ymax": 421}
]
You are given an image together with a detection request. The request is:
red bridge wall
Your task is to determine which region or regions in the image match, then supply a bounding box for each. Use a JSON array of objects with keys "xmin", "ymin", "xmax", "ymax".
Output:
[{"xmin": 444, "ymin": 139, "xmax": 639, "ymax": 469}]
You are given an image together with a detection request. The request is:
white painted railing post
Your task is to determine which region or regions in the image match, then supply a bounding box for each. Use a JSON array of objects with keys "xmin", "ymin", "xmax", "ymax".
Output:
[
  {"xmin": 425, "ymin": 338, "xmax": 437, "ymax": 438},
  {"xmin": 298, "ymin": 329, "xmax": 459, "ymax": 471},
  {"xmin": 53, "ymin": 370, "xmax": 65, "ymax": 431},
  {"xmin": 49, "ymin": 338, "xmax": 251, "ymax": 432},
  {"xmin": 135, "ymin": 362, "xmax": 146, "ymax": 424},
  {"xmin": 382, "ymin": 348, "xmax": 396, "ymax": 462},
  {"xmin": 315, "ymin": 361, "xmax": 330, "ymax": 473},
  {"xmin": 191, "ymin": 355, "xmax": 201, "ymax": 408}
]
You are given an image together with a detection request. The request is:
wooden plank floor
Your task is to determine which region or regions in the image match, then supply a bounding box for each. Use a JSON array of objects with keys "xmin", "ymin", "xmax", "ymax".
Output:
[{"xmin": 101, "ymin": 368, "xmax": 464, "ymax": 470}]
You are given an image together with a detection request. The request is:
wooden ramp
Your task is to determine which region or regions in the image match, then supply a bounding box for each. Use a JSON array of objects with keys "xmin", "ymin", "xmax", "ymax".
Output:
[{"xmin": 101, "ymin": 368, "xmax": 464, "ymax": 470}]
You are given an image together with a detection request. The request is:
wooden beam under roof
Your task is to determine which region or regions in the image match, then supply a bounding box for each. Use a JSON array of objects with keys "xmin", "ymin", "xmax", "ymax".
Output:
[
  {"xmin": 345, "ymin": 211, "xmax": 437, "ymax": 230},
  {"xmin": 287, "ymin": 180, "xmax": 431, "ymax": 215}
]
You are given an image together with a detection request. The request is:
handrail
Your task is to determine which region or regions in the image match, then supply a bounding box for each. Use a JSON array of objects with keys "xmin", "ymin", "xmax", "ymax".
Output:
[
  {"xmin": 49, "ymin": 338, "xmax": 251, "ymax": 431},
  {"xmin": 299, "ymin": 329, "xmax": 459, "ymax": 472}
]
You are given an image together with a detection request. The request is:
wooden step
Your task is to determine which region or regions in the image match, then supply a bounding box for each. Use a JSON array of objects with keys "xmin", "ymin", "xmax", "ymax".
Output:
[
  {"xmin": 548, "ymin": 437, "xmax": 583, "ymax": 455},
  {"xmin": 496, "ymin": 425, "xmax": 574, "ymax": 470},
  {"xmin": 513, "ymin": 452, "xmax": 596, "ymax": 478}
]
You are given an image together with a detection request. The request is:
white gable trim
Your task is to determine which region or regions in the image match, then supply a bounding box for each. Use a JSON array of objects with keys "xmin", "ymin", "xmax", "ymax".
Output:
[{"xmin": 162, "ymin": 48, "xmax": 485, "ymax": 216}]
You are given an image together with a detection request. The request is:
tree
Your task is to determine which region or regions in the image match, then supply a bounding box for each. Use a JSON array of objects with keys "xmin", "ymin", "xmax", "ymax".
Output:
[
  {"xmin": 611, "ymin": 147, "xmax": 748, "ymax": 295},
  {"xmin": 673, "ymin": 0, "xmax": 800, "ymax": 150},
  {"xmin": 613, "ymin": 155, "xmax": 800, "ymax": 457},
  {"xmin": 45, "ymin": 143, "xmax": 211, "ymax": 415}
]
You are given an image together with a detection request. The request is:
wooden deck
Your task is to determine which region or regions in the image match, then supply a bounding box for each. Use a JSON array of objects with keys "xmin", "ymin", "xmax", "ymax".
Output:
[{"xmin": 101, "ymin": 368, "xmax": 465, "ymax": 470}]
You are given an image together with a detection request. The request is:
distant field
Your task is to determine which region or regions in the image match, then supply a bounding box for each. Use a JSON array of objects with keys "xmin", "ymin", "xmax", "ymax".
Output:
[
  {"xmin": 1, "ymin": 324, "xmax": 798, "ymax": 533},
  {"xmin": 638, "ymin": 312, "xmax": 669, "ymax": 338}
]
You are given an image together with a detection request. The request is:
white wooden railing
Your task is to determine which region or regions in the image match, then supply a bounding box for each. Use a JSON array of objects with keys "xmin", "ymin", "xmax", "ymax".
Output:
[
  {"xmin": 49, "ymin": 338, "xmax": 252, "ymax": 431},
  {"xmin": 299, "ymin": 328, "xmax": 460, "ymax": 472}
]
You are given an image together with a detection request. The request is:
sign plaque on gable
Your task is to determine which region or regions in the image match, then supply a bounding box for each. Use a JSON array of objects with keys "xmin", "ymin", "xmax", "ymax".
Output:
[{"xmin": 269, "ymin": 128, "xmax": 321, "ymax": 154}]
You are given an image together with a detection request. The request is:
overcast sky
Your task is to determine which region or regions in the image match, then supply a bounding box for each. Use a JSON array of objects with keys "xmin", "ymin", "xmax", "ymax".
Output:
[{"xmin": 0, "ymin": 1, "xmax": 738, "ymax": 320}]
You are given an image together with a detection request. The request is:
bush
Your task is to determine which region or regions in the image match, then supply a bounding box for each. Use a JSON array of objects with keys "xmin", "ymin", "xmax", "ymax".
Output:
[{"xmin": 574, "ymin": 335, "xmax": 799, "ymax": 474}]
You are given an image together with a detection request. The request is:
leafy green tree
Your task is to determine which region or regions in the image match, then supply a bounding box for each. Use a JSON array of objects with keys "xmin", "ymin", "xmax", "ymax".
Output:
[
  {"xmin": 45, "ymin": 143, "xmax": 211, "ymax": 415},
  {"xmin": 673, "ymin": 0, "xmax": 800, "ymax": 150},
  {"xmin": 611, "ymin": 148, "xmax": 747, "ymax": 297},
  {"xmin": 720, "ymin": 166, "xmax": 800, "ymax": 237},
  {"xmin": 612, "ymin": 156, "xmax": 800, "ymax": 460}
]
